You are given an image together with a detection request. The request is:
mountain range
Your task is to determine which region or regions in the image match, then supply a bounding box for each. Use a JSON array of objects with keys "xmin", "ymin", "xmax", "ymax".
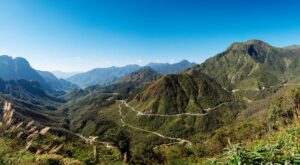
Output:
[
  {"xmin": 66, "ymin": 60, "xmax": 196, "ymax": 88},
  {"xmin": 2, "ymin": 40, "xmax": 300, "ymax": 164},
  {"xmin": 119, "ymin": 66, "xmax": 161, "ymax": 84},
  {"xmin": 0, "ymin": 55, "xmax": 53, "ymax": 92},
  {"xmin": 0, "ymin": 55, "xmax": 78, "ymax": 94},
  {"xmin": 146, "ymin": 59, "xmax": 197, "ymax": 74},
  {"xmin": 66, "ymin": 64, "xmax": 141, "ymax": 88},
  {"xmin": 0, "ymin": 78, "xmax": 63, "ymax": 105}
]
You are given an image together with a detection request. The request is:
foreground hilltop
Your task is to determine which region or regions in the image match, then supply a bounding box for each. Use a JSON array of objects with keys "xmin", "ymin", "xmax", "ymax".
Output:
[{"xmin": 132, "ymin": 72, "xmax": 234, "ymax": 114}]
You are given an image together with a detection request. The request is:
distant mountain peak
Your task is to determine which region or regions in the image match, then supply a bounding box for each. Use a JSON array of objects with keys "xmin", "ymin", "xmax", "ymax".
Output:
[
  {"xmin": 67, "ymin": 64, "xmax": 141, "ymax": 88},
  {"xmin": 218, "ymin": 40, "xmax": 277, "ymax": 64},
  {"xmin": 0, "ymin": 55, "xmax": 52, "ymax": 91},
  {"xmin": 228, "ymin": 39, "xmax": 273, "ymax": 51},
  {"xmin": 0, "ymin": 55, "xmax": 78, "ymax": 94},
  {"xmin": 0, "ymin": 55, "xmax": 29, "ymax": 62},
  {"xmin": 120, "ymin": 67, "xmax": 160, "ymax": 84},
  {"xmin": 245, "ymin": 39, "xmax": 269, "ymax": 45},
  {"xmin": 146, "ymin": 60, "xmax": 196, "ymax": 74},
  {"xmin": 136, "ymin": 66, "xmax": 156, "ymax": 72},
  {"xmin": 0, "ymin": 55, "xmax": 12, "ymax": 59},
  {"xmin": 67, "ymin": 61, "xmax": 196, "ymax": 88},
  {"xmin": 178, "ymin": 59, "xmax": 190, "ymax": 63},
  {"xmin": 198, "ymin": 39, "xmax": 300, "ymax": 90}
]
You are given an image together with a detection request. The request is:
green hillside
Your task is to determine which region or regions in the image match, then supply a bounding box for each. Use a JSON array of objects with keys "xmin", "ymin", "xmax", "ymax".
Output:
[
  {"xmin": 119, "ymin": 67, "xmax": 161, "ymax": 84},
  {"xmin": 56, "ymin": 40, "xmax": 300, "ymax": 164},
  {"xmin": 3, "ymin": 40, "xmax": 300, "ymax": 164},
  {"xmin": 132, "ymin": 72, "xmax": 234, "ymax": 114},
  {"xmin": 196, "ymin": 40, "xmax": 300, "ymax": 90}
]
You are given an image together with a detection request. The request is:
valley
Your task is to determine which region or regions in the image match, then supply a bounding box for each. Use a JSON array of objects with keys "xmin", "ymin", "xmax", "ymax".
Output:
[{"xmin": 1, "ymin": 40, "xmax": 300, "ymax": 164}]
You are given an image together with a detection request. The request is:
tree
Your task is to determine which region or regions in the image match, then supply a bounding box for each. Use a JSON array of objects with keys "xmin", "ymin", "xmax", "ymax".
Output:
[{"xmin": 106, "ymin": 129, "xmax": 131, "ymax": 164}]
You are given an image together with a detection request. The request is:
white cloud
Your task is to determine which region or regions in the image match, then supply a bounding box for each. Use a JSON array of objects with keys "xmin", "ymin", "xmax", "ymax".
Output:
[
  {"xmin": 74, "ymin": 56, "xmax": 81, "ymax": 60},
  {"xmin": 137, "ymin": 59, "xmax": 143, "ymax": 63}
]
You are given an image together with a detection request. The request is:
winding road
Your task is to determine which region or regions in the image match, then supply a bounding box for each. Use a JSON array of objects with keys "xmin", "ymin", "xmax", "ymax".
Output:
[
  {"xmin": 117, "ymin": 99, "xmax": 238, "ymax": 149},
  {"xmin": 78, "ymin": 99, "xmax": 238, "ymax": 150},
  {"xmin": 120, "ymin": 100, "xmax": 237, "ymax": 117},
  {"xmin": 118, "ymin": 103, "xmax": 192, "ymax": 148}
]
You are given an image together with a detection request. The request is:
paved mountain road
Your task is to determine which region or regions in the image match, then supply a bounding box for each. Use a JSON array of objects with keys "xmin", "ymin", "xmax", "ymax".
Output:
[
  {"xmin": 120, "ymin": 100, "xmax": 237, "ymax": 117},
  {"xmin": 117, "ymin": 99, "xmax": 238, "ymax": 149},
  {"xmin": 118, "ymin": 102, "xmax": 192, "ymax": 149}
]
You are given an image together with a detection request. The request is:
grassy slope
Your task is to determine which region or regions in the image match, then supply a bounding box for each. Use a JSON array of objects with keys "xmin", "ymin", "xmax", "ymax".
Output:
[
  {"xmin": 49, "ymin": 40, "xmax": 300, "ymax": 163},
  {"xmin": 162, "ymin": 85, "xmax": 300, "ymax": 164},
  {"xmin": 132, "ymin": 73, "xmax": 234, "ymax": 115},
  {"xmin": 4, "ymin": 40, "xmax": 300, "ymax": 164},
  {"xmin": 197, "ymin": 40, "xmax": 300, "ymax": 91},
  {"xmin": 0, "ymin": 134, "xmax": 121, "ymax": 164}
]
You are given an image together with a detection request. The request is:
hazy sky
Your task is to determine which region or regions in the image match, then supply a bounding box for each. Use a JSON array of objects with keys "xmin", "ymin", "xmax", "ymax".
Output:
[{"xmin": 0, "ymin": 0, "xmax": 300, "ymax": 72}]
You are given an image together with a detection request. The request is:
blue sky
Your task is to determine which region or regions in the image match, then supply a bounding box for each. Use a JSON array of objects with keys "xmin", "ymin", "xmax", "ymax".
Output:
[{"xmin": 0, "ymin": 0, "xmax": 300, "ymax": 72}]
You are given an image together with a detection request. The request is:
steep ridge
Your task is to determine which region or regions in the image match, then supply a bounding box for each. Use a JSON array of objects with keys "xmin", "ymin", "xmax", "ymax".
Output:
[
  {"xmin": 61, "ymin": 68, "xmax": 161, "ymax": 132},
  {"xmin": 3, "ymin": 41, "xmax": 300, "ymax": 164},
  {"xmin": 71, "ymin": 67, "xmax": 161, "ymax": 98},
  {"xmin": 67, "ymin": 65, "xmax": 141, "ymax": 88},
  {"xmin": 0, "ymin": 55, "xmax": 78, "ymax": 94},
  {"xmin": 0, "ymin": 78, "xmax": 64, "ymax": 105},
  {"xmin": 132, "ymin": 72, "xmax": 234, "ymax": 115},
  {"xmin": 195, "ymin": 40, "xmax": 300, "ymax": 90},
  {"xmin": 0, "ymin": 95, "xmax": 61, "ymax": 126},
  {"xmin": 38, "ymin": 71, "xmax": 79, "ymax": 91},
  {"xmin": 67, "ymin": 60, "xmax": 196, "ymax": 88},
  {"xmin": 119, "ymin": 67, "xmax": 161, "ymax": 84},
  {"xmin": 0, "ymin": 55, "xmax": 52, "ymax": 92},
  {"xmin": 61, "ymin": 88, "xmax": 89, "ymax": 101},
  {"xmin": 146, "ymin": 60, "xmax": 196, "ymax": 74}
]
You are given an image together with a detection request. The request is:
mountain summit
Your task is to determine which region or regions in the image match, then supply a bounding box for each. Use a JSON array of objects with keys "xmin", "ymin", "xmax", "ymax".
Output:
[
  {"xmin": 0, "ymin": 55, "xmax": 52, "ymax": 91},
  {"xmin": 132, "ymin": 72, "xmax": 233, "ymax": 115},
  {"xmin": 0, "ymin": 55, "xmax": 78, "ymax": 93},
  {"xmin": 119, "ymin": 67, "xmax": 161, "ymax": 84},
  {"xmin": 67, "ymin": 65, "xmax": 141, "ymax": 88},
  {"xmin": 197, "ymin": 40, "xmax": 300, "ymax": 90},
  {"xmin": 146, "ymin": 60, "xmax": 196, "ymax": 74},
  {"xmin": 67, "ymin": 60, "xmax": 196, "ymax": 88},
  {"xmin": 225, "ymin": 40, "xmax": 275, "ymax": 63}
]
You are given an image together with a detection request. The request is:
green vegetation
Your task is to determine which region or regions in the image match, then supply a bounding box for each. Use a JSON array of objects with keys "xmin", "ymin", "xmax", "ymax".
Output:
[
  {"xmin": 196, "ymin": 40, "xmax": 300, "ymax": 92},
  {"xmin": 132, "ymin": 73, "xmax": 234, "ymax": 114},
  {"xmin": 0, "ymin": 101, "xmax": 121, "ymax": 164},
  {"xmin": 209, "ymin": 124, "xmax": 300, "ymax": 164},
  {"xmin": 2, "ymin": 40, "xmax": 300, "ymax": 164}
]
